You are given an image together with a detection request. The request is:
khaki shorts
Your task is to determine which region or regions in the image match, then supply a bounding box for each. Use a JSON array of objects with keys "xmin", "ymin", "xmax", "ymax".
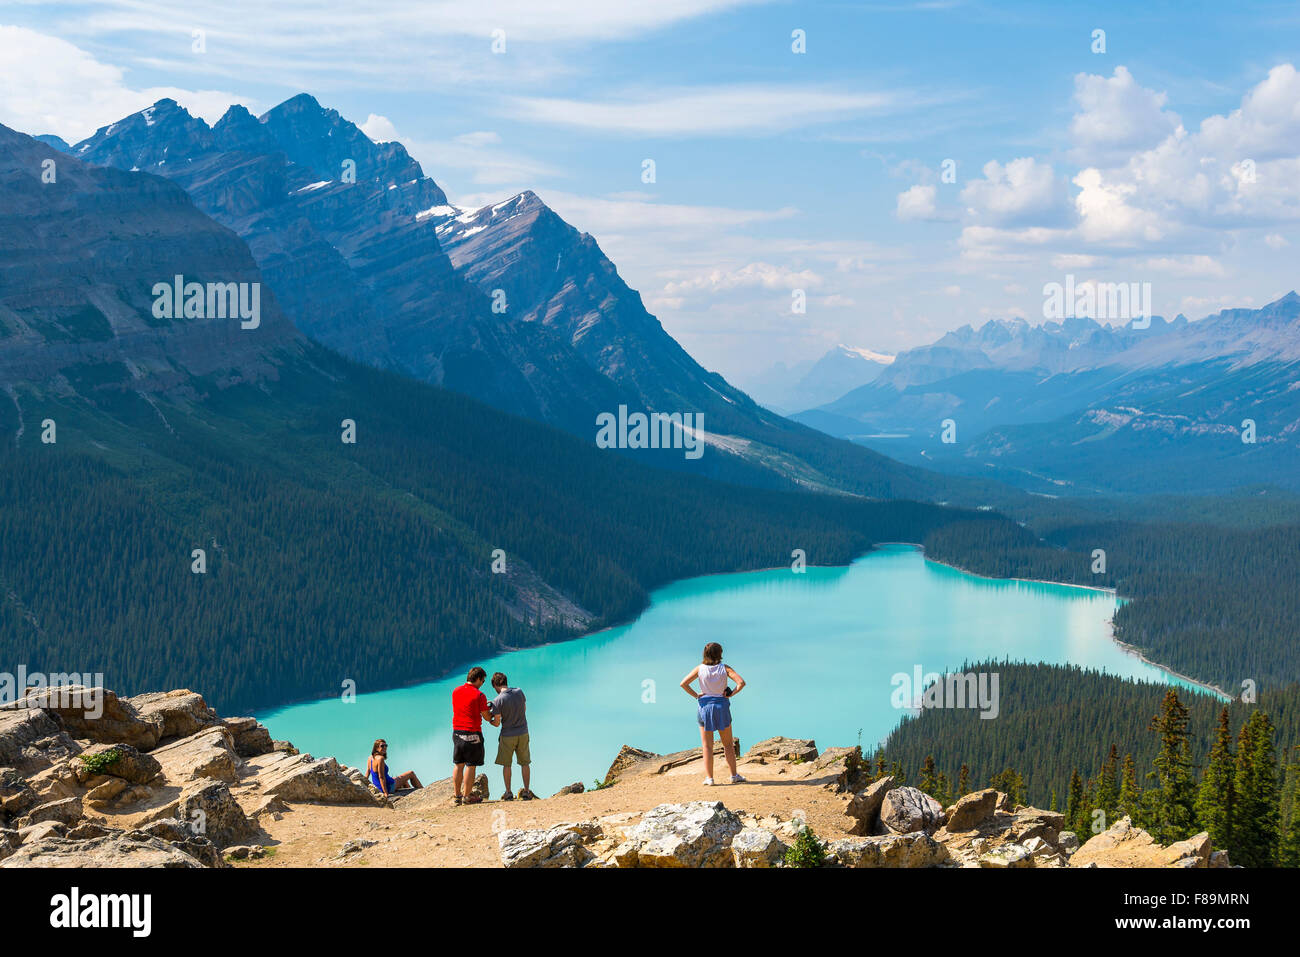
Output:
[{"xmin": 496, "ymin": 733, "xmax": 531, "ymax": 766}]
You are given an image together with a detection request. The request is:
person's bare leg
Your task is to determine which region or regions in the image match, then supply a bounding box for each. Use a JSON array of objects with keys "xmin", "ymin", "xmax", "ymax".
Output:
[
  {"xmin": 410, "ymin": 772, "xmax": 422, "ymax": 789},
  {"xmin": 701, "ymin": 726, "xmax": 715, "ymax": 780},
  {"xmin": 453, "ymin": 763, "xmax": 464, "ymax": 798},
  {"xmin": 521, "ymin": 764, "xmax": 531, "ymax": 793},
  {"xmin": 502, "ymin": 764, "xmax": 512, "ymax": 794},
  {"xmin": 719, "ymin": 726, "xmax": 739, "ymax": 777},
  {"xmin": 464, "ymin": 765, "xmax": 478, "ymax": 799}
]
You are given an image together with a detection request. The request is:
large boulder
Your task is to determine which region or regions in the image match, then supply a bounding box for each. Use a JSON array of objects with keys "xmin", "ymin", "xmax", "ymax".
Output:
[
  {"xmin": 75, "ymin": 743, "xmax": 163, "ymax": 786},
  {"xmin": 614, "ymin": 801, "xmax": 743, "ymax": 868},
  {"xmin": 826, "ymin": 831, "xmax": 949, "ymax": 868},
  {"xmin": 126, "ymin": 691, "xmax": 219, "ymax": 741},
  {"xmin": 0, "ymin": 768, "xmax": 37, "ymax": 817},
  {"xmin": 15, "ymin": 795, "xmax": 83, "ymax": 829},
  {"xmin": 0, "ymin": 831, "xmax": 206, "ymax": 868},
  {"xmin": 175, "ymin": 781, "xmax": 257, "ymax": 848},
  {"xmin": 260, "ymin": 756, "xmax": 382, "ymax": 806},
  {"xmin": 731, "ymin": 827, "xmax": 787, "ymax": 868},
  {"xmin": 498, "ymin": 823, "xmax": 604, "ymax": 868},
  {"xmin": 746, "ymin": 737, "xmax": 818, "ymax": 763},
  {"xmin": 879, "ymin": 786, "xmax": 944, "ymax": 834},
  {"xmin": 220, "ymin": 717, "xmax": 276, "ymax": 758},
  {"xmin": 845, "ymin": 775, "xmax": 896, "ymax": 835},
  {"xmin": 979, "ymin": 843, "xmax": 1035, "ymax": 868},
  {"xmin": 150, "ymin": 726, "xmax": 241, "ymax": 784},
  {"xmin": 946, "ymin": 788, "xmax": 999, "ymax": 831},
  {"xmin": 0, "ymin": 709, "xmax": 80, "ymax": 774},
  {"xmin": 813, "ymin": 746, "xmax": 869, "ymax": 792},
  {"xmin": 1007, "ymin": 808, "xmax": 1065, "ymax": 846},
  {"xmin": 3, "ymin": 688, "xmax": 161, "ymax": 750},
  {"xmin": 1070, "ymin": 817, "xmax": 1212, "ymax": 868}
]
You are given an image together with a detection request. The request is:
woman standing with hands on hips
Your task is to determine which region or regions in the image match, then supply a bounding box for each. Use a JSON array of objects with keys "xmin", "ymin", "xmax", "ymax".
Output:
[{"xmin": 680, "ymin": 642, "xmax": 747, "ymax": 786}]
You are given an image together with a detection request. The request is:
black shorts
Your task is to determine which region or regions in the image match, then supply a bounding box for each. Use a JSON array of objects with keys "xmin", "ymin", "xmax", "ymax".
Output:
[{"xmin": 452, "ymin": 730, "xmax": 485, "ymax": 766}]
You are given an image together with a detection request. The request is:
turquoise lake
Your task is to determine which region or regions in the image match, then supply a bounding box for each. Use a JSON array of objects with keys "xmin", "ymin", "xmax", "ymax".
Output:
[{"xmin": 257, "ymin": 544, "xmax": 1205, "ymax": 797}]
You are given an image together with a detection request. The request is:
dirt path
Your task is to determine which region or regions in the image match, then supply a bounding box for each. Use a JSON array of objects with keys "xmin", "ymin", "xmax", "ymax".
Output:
[{"xmin": 247, "ymin": 751, "xmax": 855, "ymax": 867}]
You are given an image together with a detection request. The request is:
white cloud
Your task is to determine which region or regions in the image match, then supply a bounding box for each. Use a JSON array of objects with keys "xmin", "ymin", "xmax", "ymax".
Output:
[
  {"xmin": 359, "ymin": 114, "xmax": 400, "ymax": 143},
  {"xmin": 896, "ymin": 183, "xmax": 958, "ymax": 222},
  {"xmin": 663, "ymin": 262, "xmax": 824, "ymax": 296},
  {"xmin": 505, "ymin": 84, "xmax": 923, "ymax": 136},
  {"xmin": 961, "ymin": 157, "xmax": 1065, "ymax": 226},
  {"xmin": 1070, "ymin": 66, "xmax": 1180, "ymax": 160},
  {"xmin": 0, "ymin": 25, "xmax": 254, "ymax": 142},
  {"xmin": 1265, "ymin": 233, "xmax": 1289, "ymax": 249}
]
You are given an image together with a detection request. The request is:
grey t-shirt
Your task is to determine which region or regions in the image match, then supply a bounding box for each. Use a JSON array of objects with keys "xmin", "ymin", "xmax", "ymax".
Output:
[{"xmin": 490, "ymin": 687, "xmax": 528, "ymax": 737}]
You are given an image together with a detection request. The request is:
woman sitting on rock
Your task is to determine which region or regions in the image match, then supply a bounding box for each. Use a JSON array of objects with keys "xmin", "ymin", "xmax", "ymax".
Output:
[
  {"xmin": 367, "ymin": 739, "xmax": 422, "ymax": 797},
  {"xmin": 680, "ymin": 642, "xmax": 746, "ymax": 786}
]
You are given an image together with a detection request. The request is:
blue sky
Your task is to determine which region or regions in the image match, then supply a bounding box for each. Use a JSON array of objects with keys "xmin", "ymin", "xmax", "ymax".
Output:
[{"xmin": 3, "ymin": 1, "xmax": 1299, "ymax": 381}]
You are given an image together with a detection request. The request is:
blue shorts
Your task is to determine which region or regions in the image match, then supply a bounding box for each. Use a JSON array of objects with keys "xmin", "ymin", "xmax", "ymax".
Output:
[{"xmin": 698, "ymin": 695, "xmax": 732, "ymax": 733}]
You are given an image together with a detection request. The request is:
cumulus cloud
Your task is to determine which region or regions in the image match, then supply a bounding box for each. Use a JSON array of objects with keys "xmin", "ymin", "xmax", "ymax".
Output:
[
  {"xmin": 0, "ymin": 25, "xmax": 255, "ymax": 142},
  {"xmin": 960, "ymin": 157, "xmax": 1066, "ymax": 226},
  {"xmin": 1070, "ymin": 66, "xmax": 1180, "ymax": 161},
  {"xmin": 662, "ymin": 262, "xmax": 824, "ymax": 295}
]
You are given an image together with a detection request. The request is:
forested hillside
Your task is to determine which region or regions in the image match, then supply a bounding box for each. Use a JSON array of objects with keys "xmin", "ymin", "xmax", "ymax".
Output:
[
  {"xmin": 0, "ymin": 348, "xmax": 994, "ymax": 715},
  {"xmin": 923, "ymin": 516, "xmax": 1300, "ymax": 692},
  {"xmin": 880, "ymin": 662, "xmax": 1300, "ymax": 866}
]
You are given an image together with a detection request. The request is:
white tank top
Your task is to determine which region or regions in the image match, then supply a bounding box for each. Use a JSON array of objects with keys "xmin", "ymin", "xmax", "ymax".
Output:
[{"xmin": 698, "ymin": 663, "xmax": 728, "ymax": 696}]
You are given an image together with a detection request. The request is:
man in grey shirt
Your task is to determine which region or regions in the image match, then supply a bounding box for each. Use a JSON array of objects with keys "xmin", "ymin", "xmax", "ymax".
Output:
[{"xmin": 489, "ymin": 672, "xmax": 533, "ymax": 800}]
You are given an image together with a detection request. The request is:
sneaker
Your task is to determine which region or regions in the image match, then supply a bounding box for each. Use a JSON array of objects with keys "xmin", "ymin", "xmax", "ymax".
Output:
[
  {"xmin": 703, "ymin": 777, "xmax": 714, "ymax": 786},
  {"xmin": 454, "ymin": 795, "xmax": 463, "ymax": 806},
  {"xmin": 501, "ymin": 791, "xmax": 514, "ymax": 801},
  {"xmin": 730, "ymin": 774, "xmax": 747, "ymax": 784},
  {"xmin": 519, "ymin": 788, "xmax": 535, "ymax": 801},
  {"xmin": 463, "ymin": 794, "xmax": 484, "ymax": 805}
]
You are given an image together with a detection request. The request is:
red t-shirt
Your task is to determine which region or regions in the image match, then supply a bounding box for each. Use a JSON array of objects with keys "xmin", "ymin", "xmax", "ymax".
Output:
[{"xmin": 452, "ymin": 684, "xmax": 488, "ymax": 732}]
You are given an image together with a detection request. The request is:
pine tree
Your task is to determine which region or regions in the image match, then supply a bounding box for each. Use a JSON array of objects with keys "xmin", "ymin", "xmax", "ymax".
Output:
[
  {"xmin": 1075, "ymin": 779, "xmax": 1098, "ymax": 837},
  {"xmin": 989, "ymin": 767, "xmax": 1026, "ymax": 807},
  {"xmin": 1049, "ymin": 788, "xmax": 1058, "ymax": 812},
  {"xmin": 1066, "ymin": 768, "xmax": 1083, "ymax": 827},
  {"xmin": 1142, "ymin": 690, "xmax": 1197, "ymax": 843},
  {"xmin": 1232, "ymin": 711, "xmax": 1279, "ymax": 867},
  {"xmin": 957, "ymin": 763, "xmax": 970, "ymax": 797},
  {"xmin": 1118, "ymin": 752, "xmax": 1141, "ymax": 819},
  {"xmin": 1195, "ymin": 707, "xmax": 1236, "ymax": 852},
  {"xmin": 920, "ymin": 755, "xmax": 939, "ymax": 797},
  {"xmin": 935, "ymin": 771, "xmax": 951, "ymax": 806},
  {"xmin": 889, "ymin": 760, "xmax": 906, "ymax": 785},
  {"xmin": 1278, "ymin": 746, "xmax": 1300, "ymax": 869},
  {"xmin": 1097, "ymin": 744, "xmax": 1120, "ymax": 817}
]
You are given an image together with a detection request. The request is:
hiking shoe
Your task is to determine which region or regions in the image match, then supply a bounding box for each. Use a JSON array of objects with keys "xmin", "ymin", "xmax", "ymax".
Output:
[
  {"xmin": 464, "ymin": 794, "xmax": 484, "ymax": 805},
  {"xmin": 501, "ymin": 791, "xmax": 514, "ymax": 801},
  {"xmin": 519, "ymin": 788, "xmax": 535, "ymax": 801},
  {"xmin": 702, "ymin": 777, "xmax": 714, "ymax": 786},
  {"xmin": 730, "ymin": 774, "xmax": 747, "ymax": 784},
  {"xmin": 454, "ymin": 795, "xmax": 463, "ymax": 806}
]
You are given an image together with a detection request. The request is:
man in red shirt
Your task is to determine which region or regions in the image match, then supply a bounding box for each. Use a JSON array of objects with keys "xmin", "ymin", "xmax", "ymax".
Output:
[{"xmin": 452, "ymin": 667, "xmax": 499, "ymax": 805}]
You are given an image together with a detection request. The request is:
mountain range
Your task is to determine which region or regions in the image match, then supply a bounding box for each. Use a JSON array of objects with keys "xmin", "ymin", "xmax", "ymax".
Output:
[
  {"xmin": 741, "ymin": 344, "xmax": 894, "ymax": 415},
  {"xmin": 59, "ymin": 94, "xmax": 980, "ymax": 501},
  {"xmin": 795, "ymin": 301, "xmax": 1300, "ymax": 495}
]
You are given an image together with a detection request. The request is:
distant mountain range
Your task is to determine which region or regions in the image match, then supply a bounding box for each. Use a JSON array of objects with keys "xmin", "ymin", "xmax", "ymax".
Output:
[
  {"xmin": 794, "ymin": 300, "xmax": 1300, "ymax": 495},
  {"xmin": 741, "ymin": 344, "xmax": 894, "ymax": 414},
  {"xmin": 59, "ymin": 94, "xmax": 983, "ymax": 502}
]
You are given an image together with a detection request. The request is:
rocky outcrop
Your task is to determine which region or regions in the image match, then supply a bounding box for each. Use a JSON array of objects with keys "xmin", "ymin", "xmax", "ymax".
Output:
[
  {"xmin": 176, "ymin": 782, "xmax": 257, "ymax": 848},
  {"xmin": 127, "ymin": 691, "xmax": 219, "ymax": 741},
  {"xmin": 945, "ymin": 788, "xmax": 999, "ymax": 831},
  {"xmin": 221, "ymin": 717, "xmax": 276, "ymax": 758},
  {"xmin": 1070, "ymin": 817, "xmax": 1218, "ymax": 868},
  {"xmin": 150, "ymin": 726, "xmax": 241, "ymax": 784},
  {"xmin": 0, "ymin": 709, "xmax": 80, "ymax": 775},
  {"xmin": 260, "ymin": 756, "xmax": 382, "ymax": 806},
  {"xmin": 0, "ymin": 831, "xmax": 207, "ymax": 868},
  {"xmin": 826, "ymin": 832, "xmax": 949, "ymax": 868},
  {"xmin": 731, "ymin": 827, "xmax": 787, "ymax": 868},
  {"xmin": 2, "ymin": 688, "xmax": 161, "ymax": 750},
  {"xmin": 75, "ymin": 743, "xmax": 163, "ymax": 786},
  {"xmin": 499, "ymin": 823, "xmax": 606, "ymax": 868},
  {"xmin": 845, "ymin": 775, "xmax": 896, "ymax": 835},
  {"xmin": 879, "ymin": 786, "xmax": 945, "ymax": 834},
  {"xmin": 746, "ymin": 737, "xmax": 818, "ymax": 763},
  {"xmin": 614, "ymin": 802, "xmax": 743, "ymax": 868}
]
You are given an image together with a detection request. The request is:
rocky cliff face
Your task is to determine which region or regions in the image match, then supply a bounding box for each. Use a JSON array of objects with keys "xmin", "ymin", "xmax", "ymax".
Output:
[
  {"xmin": 64, "ymin": 96, "xmax": 952, "ymax": 499},
  {"xmin": 0, "ymin": 123, "xmax": 302, "ymax": 398},
  {"xmin": 0, "ymin": 688, "xmax": 1229, "ymax": 869}
]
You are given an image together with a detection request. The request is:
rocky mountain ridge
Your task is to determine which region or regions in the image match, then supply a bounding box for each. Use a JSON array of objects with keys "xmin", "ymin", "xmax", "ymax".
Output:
[{"xmin": 1, "ymin": 688, "xmax": 1229, "ymax": 869}]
